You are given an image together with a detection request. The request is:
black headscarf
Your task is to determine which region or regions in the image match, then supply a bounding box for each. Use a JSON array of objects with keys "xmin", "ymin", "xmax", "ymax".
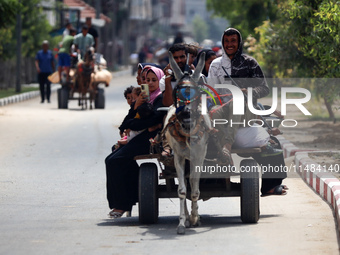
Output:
[
  {"xmin": 137, "ymin": 63, "xmax": 162, "ymax": 70},
  {"xmin": 196, "ymin": 49, "xmax": 216, "ymax": 77}
]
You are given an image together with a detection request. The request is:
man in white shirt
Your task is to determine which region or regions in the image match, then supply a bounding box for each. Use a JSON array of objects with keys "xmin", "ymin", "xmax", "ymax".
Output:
[{"xmin": 62, "ymin": 22, "xmax": 72, "ymax": 39}]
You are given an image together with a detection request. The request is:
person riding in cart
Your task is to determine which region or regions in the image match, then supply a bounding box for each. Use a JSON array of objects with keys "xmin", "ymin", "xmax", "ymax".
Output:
[{"xmin": 207, "ymin": 28, "xmax": 288, "ymax": 196}]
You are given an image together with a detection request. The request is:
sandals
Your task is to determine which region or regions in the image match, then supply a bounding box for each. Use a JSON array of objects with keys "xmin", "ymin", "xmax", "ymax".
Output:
[
  {"xmin": 261, "ymin": 185, "xmax": 288, "ymax": 197},
  {"xmin": 161, "ymin": 147, "xmax": 171, "ymax": 157},
  {"xmin": 108, "ymin": 209, "xmax": 126, "ymax": 219},
  {"xmin": 280, "ymin": 185, "xmax": 289, "ymax": 190},
  {"xmin": 221, "ymin": 147, "xmax": 234, "ymax": 166}
]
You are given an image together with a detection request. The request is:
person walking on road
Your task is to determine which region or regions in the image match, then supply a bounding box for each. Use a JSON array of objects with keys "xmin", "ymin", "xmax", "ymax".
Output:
[{"xmin": 35, "ymin": 40, "xmax": 55, "ymax": 103}]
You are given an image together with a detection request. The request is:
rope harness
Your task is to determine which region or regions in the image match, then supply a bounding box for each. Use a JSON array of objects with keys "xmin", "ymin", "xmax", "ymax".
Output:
[{"xmin": 164, "ymin": 113, "xmax": 215, "ymax": 150}]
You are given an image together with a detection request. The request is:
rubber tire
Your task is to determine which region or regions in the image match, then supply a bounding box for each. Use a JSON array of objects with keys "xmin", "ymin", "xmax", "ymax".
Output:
[
  {"xmin": 95, "ymin": 88, "xmax": 105, "ymax": 109},
  {"xmin": 57, "ymin": 88, "xmax": 61, "ymax": 108},
  {"xmin": 240, "ymin": 159, "xmax": 260, "ymax": 223},
  {"xmin": 138, "ymin": 163, "xmax": 159, "ymax": 224},
  {"xmin": 58, "ymin": 87, "xmax": 69, "ymax": 109}
]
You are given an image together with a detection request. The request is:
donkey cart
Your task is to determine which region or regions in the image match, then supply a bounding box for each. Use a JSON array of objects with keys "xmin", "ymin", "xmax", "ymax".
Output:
[
  {"xmin": 134, "ymin": 146, "xmax": 261, "ymax": 225},
  {"xmin": 57, "ymin": 77, "xmax": 106, "ymax": 110},
  {"xmin": 57, "ymin": 53, "xmax": 111, "ymax": 110}
]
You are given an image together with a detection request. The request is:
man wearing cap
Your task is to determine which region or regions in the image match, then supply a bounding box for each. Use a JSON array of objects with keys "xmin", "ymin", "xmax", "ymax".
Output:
[
  {"xmin": 35, "ymin": 40, "xmax": 55, "ymax": 103},
  {"xmin": 73, "ymin": 25, "xmax": 94, "ymax": 59}
]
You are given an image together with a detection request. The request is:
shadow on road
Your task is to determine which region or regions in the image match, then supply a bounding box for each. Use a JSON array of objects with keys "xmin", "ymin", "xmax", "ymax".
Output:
[{"xmin": 97, "ymin": 214, "xmax": 280, "ymax": 239}]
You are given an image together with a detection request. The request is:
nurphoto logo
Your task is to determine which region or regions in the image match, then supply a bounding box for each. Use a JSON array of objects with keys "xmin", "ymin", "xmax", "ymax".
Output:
[{"xmin": 201, "ymin": 84, "xmax": 312, "ymax": 128}]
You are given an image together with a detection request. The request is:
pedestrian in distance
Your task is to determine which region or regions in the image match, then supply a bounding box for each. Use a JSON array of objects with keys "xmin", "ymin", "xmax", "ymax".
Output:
[{"xmin": 35, "ymin": 40, "xmax": 55, "ymax": 103}]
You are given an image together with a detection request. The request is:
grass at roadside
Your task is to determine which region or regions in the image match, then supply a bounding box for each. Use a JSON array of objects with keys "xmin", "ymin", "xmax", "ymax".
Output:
[
  {"xmin": 305, "ymin": 98, "xmax": 339, "ymax": 121},
  {"xmin": 260, "ymin": 95, "xmax": 339, "ymax": 122},
  {"xmin": 0, "ymin": 87, "xmax": 39, "ymax": 99}
]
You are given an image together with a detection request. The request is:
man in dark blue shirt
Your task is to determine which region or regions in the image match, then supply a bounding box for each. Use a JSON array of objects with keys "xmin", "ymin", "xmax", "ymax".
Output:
[{"xmin": 35, "ymin": 40, "xmax": 55, "ymax": 103}]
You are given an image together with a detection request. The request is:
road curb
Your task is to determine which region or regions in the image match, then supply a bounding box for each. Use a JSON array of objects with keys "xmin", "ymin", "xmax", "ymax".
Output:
[
  {"xmin": 277, "ymin": 135, "xmax": 340, "ymax": 233},
  {"xmin": 0, "ymin": 69, "xmax": 130, "ymax": 107},
  {"xmin": 294, "ymin": 151, "xmax": 340, "ymax": 234},
  {"xmin": 0, "ymin": 85, "xmax": 60, "ymax": 107}
]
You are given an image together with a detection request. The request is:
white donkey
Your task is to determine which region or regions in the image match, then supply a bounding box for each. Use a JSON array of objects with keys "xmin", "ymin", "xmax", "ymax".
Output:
[{"xmin": 164, "ymin": 52, "xmax": 212, "ymax": 234}]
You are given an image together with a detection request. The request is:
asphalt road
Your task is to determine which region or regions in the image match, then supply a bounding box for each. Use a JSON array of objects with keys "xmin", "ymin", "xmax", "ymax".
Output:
[{"xmin": 0, "ymin": 74, "xmax": 339, "ymax": 255}]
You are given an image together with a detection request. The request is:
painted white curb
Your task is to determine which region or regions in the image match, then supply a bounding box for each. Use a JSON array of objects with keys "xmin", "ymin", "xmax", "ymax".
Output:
[
  {"xmin": 0, "ymin": 85, "xmax": 60, "ymax": 107},
  {"xmin": 278, "ymin": 135, "xmax": 340, "ymax": 233}
]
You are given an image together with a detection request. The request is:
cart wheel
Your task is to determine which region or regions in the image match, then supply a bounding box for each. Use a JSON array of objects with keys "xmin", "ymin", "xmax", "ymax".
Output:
[
  {"xmin": 95, "ymin": 88, "xmax": 105, "ymax": 109},
  {"xmin": 57, "ymin": 88, "xmax": 61, "ymax": 108},
  {"xmin": 58, "ymin": 87, "xmax": 69, "ymax": 109},
  {"xmin": 138, "ymin": 163, "xmax": 159, "ymax": 224},
  {"xmin": 240, "ymin": 159, "xmax": 260, "ymax": 223}
]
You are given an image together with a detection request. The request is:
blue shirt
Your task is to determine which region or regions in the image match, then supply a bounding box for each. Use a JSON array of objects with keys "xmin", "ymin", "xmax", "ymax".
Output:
[{"xmin": 35, "ymin": 50, "xmax": 54, "ymax": 73}]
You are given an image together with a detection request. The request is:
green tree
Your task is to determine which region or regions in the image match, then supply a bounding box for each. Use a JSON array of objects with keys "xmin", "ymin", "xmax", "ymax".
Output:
[
  {"xmin": 192, "ymin": 14, "xmax": 208, "ymax": 44},
  {"xmin": 207, "ymin": 0, "xmax": 339, "ymax": 120},
  {"xmin": 0, "ymin": 0, "xmax": 60, "ymax": 60},
  {"xmin": 0, "ymin": 0, "xmax": 20, "ymax": 55},
  {"xmin": 0, "ymin": 0, "xmax": 20, "ymax": 27},
  {"xmin": 206, "ymin": 0, "xmax": 277, "ymax": 39},
  {"xmin": 251, "ymin": 0, "xmax": 339, "ymax": 120},
  {"xmin": 287, "ymin": 0, "xmax": 340, "ymax": 120}
]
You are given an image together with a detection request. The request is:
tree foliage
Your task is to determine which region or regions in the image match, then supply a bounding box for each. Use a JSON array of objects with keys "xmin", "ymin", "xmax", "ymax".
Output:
[
  {"xmin": 0, "ymin": 0, "xmax": 20, "ymax": 28},
  {"xmin": 284, "ymin": 0, "xmax": 340, "ymax": 119},
  {"xmin": 0, "ymin": 0, "xmax": 21, "ymax": 55},
  {"xmin": 208, "ymin": 0, "xmax": 339, "ymax": 120},
  {"xmin": 207, "ymin": 0, "xmax": 339, "ymax": 78},
  {"xmin": 0, "ymin": 0, "xmax": 60, "ymax": 60},
  {"xmin": 288, "ymin": 0, "xmax": 340, "ymax": 78},
  {"xmin": 206, "ymin": 0, "xmax": 277, "ymax": 39},
  {"xmin": 253, "ymin": 0, "xmax": 339, "ymax": 119}
]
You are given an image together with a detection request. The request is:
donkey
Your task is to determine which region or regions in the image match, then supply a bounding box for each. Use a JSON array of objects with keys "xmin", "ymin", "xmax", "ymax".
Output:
[
  {"xmin": 76, "ymin": 48, "xmax": 95, "ymax": 110},
  {"xmin": 164, "ymin": 52, "xmax": 212, "ymax": 234}
]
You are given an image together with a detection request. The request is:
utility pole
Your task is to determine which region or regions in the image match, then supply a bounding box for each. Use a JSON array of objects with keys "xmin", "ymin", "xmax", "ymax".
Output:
[
  {"xmin": 95, "ymin": 0, "xmax": 101, "ymax": 52},
  {"xmin": 111, "ymin": 0, "xmax": 118, "ymax": 70},
  {"xmin": 58, "ymin": 0, "xmax": 64, "ymax": 28},
  {"xmin": 15, "ymin": 1, "xmax": 22, "ymax": 93},
  {"xmin": 122, "ymin": 0, "xmax": 131, "ymax": 66}
]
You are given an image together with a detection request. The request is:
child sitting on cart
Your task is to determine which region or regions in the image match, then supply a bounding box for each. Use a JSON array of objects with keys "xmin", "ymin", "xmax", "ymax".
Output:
[{"xmin": 114, "ymin": 67, "xmax": 163, "ymax": 151}]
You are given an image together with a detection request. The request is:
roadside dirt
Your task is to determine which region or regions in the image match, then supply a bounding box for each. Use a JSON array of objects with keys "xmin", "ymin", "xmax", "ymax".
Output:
[
  {"xmin": 259, "ymin": 97, "xmax": 340, "ymax": 178},
  {"xmin": 308, "ymin": 151, "xmax": 340, "ymax": 179},
  {"xmin": 281, "ymin": 121, "xmax": 340, "ymax": 151}
]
